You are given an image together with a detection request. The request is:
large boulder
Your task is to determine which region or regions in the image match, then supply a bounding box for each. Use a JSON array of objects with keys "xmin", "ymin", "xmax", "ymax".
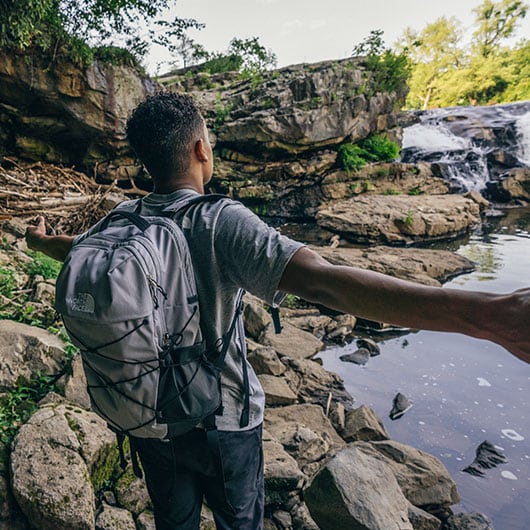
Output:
[
  {"xmin": 356, "ymin": 440, "xmax": 459, "ymax": 515},
  {"xmin": 316, "ymin": 194, "xmax": 480, "ymax": 244},
  {"xmin": 0, "ymin": 320, "xmax": 67, "ymax": 390},
  {"xmin": 10, "ymin": 400, "xmax": 118, "ymax": 530},
  {"xmin": 304, "ymin": 444, "xmax": 414, "ymax": 530}
]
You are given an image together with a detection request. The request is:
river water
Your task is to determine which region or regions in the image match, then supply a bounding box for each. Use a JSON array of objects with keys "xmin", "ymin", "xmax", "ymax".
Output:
[{"xmin": 316, "ymin": 209, "xmax": 530, "ymax": 529}]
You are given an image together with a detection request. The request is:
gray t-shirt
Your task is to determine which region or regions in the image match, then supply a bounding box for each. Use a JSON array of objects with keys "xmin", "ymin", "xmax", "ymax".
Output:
[{"xmin": 74, "ymin": 189, "xmax": 304, "ymax": 431}]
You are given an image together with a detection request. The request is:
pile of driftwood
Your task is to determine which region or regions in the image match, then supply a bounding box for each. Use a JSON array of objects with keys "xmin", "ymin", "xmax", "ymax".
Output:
[{"xmin": 0, "ymin": 158, "xmax": 142, "ymax": 234}]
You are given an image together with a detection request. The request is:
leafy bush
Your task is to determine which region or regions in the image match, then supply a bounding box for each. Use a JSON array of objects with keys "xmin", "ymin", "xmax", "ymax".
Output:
[
  {"xmin": 0, "ymin": 267, "xmax": 17, "ymax": 298},
  {"xmin": 339, "ymin": 134, "xmax": 400, "ymax": 172},
  {"xmin": 338, "ymin": 143, "xmax": 368, "ymax": 172},
  {"xmin": 23, "ymin": 250, "xmax": 62, "ymax": 280}
]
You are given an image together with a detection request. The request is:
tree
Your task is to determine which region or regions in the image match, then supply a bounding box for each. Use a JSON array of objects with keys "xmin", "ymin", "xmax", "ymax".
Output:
[
  {"xmin": 472, "ymin": 0, "xmax": 528, "ymax": 57},
  {"xmin": 0, "ymin": 0, "xmax": 204, "ymax": 66},
  {"xmin": 352, "ymin": 30, "xmax": 410, "ymax": 95},
  {"xmin": 397, "ymin": 17, "xmax": 464, "ymax": 108},
  {"xmin": 227, "ymin": 37, "xmax": 277, "ymax": 75}
]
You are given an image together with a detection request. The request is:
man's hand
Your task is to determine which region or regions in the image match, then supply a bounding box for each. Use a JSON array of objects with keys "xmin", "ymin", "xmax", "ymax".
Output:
[
  {"xmin": 25, "ymin": 216, "xmax": 75, "ymax": 262},
  {"xmin": 25, "ymin": 216, "xmax": 48, "ymax": 252}
]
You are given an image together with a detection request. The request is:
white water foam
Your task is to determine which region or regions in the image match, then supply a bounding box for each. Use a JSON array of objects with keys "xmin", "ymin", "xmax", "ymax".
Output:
[
  {"xmin": 402, "ymin": 123, "xmax": 470, "ymax": 152},
  {"xmin": 516, "ymin": 112, "xmax": 530, "ymax": 166},
  {"xmin": 501, "ymin": 429, "xmax": 525, "ymax": 441},
  {"xmin": 477, "ymin": 377, "xmax": 492, "ymax": 387}
]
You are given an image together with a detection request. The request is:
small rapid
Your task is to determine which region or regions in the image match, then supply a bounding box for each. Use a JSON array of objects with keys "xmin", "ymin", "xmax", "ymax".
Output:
[{"xmin": 401, "ymin": 101, "xmax": 530, "ymax": 192}]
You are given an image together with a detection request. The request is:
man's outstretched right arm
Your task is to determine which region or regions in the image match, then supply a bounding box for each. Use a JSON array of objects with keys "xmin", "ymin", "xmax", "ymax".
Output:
[
  {"xmin": 25, "ymin": 216, "xmax": 74, "ymax": 262},
  {"xmin": 279, "ymin": 247, "xmax": 530, "ymax": 364}
]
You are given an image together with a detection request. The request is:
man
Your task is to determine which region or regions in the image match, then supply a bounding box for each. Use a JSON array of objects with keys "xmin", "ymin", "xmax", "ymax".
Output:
[{"xmin": 26, "ymin": 92, "xmax": 530, "ymax": 530}]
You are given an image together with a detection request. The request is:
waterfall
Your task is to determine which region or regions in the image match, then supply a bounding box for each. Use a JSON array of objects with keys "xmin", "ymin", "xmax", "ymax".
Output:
[
  {"xmin": 516, "ymin": 111, "xmax": 530, "ymax": 165},
  {"xmin": 401, "ymin": 101, "xmax": 530, "ymax": 192}
]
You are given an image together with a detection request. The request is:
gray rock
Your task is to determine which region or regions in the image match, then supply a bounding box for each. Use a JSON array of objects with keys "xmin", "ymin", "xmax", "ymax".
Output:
[
  {"xmin": 243, "ymin": 293, "xmax": 272, "ymax": 340},
  {"xmin": 264, "ymin": 404, "xmax": 345, "ymax": 468},
  {"xmin": 317, "ymin": 194, "xmax": 480, "ymax": 245},
  {"xmin": 0, "ymin": 320, "xmax": 66, "ymax": 390},
  {"xmin": 390, "ymin": 392, "xmax": 414, "ymax": 420},
  {"xmin": 248, "ymin": 347, "xmax": 286, "ymax": 376},
  {"xmin": 282, "ymin": 357, "xmax": 353, "ymax": 409},
  {"xmin": 263, "ymin": 430, "xmax": 305, "ymax": 509},
  {"xmin": 313, "ymin": 244, "xmax": 476, "ymax": 287},
  {"xmin": 10, "ymin": 402, "xmax": 118, "ymax": 530},
  {"xmin": 305, "ymin": 444, "xmax": 413, "ymax": 530},
  {"xmin": 260, "ymin": 322, "xmax": 323, "ymax": 360},
  {"xmin": 115, "ymin": 468, "xmax": 151, "ymax": 515},
  {"xmin": 290, "ymin": 502, "xmax": 320, "ymax": 530},
  {"xmin": 272, "ymin": 510, "xmax": 292, "ymax": 529},
  {"xmin": 136, "ymin": 511, "xmax": 156, "ymax": 530},
  {"xmin": 357, "ymin": 440, "xmax": 460, "ymax": 511},
  {"xmin": 442, "ymin": 512, "xmax": 494, "ymax": 530},
  {"xmin": 408, "ymin": 504, "xmax": 441, "ymax": 530},
  {"xmin": 259, "ymin": 374, "xmax": 298, "ymax": 406},
  {"xmin": 340, "ymin": 347, "xmax": 370, "ymax": 365},
  {"xmin": 59, "ymin": 353, "xmax": 91, "ymax": 410},
  {"xmin": 343, "ymin": 405, "xmax": 390, "ymax": 442},
  {"xmin": 95, "ymin": 504, "xmax": 135, "ymax": 530}
]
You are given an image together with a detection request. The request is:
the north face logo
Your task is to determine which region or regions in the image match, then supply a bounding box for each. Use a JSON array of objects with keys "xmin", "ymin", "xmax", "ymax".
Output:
[{"xmin": 67, "ymin": 292, "xmax": 95, "ymax": 313}]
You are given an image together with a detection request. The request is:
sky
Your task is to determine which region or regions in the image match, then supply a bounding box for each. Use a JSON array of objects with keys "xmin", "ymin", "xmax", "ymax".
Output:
[{"xmin": 145, "ymin": 0, "xmax": 530, "ymax": 74}]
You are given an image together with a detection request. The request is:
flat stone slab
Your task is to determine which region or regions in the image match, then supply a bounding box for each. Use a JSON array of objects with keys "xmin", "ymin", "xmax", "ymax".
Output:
[
  {"xmin": 316, "ymin": 194, "xmax": 480, "ymax": 244},
  {"xmin": 313, "ymin": 244, "xmax": 475, "ymax": 287}
]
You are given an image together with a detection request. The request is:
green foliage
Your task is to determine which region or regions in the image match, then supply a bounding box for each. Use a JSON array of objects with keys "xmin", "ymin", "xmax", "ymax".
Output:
[
  {"xmin": 197, "ymin": 53, "xmax": 243, "ymax": 74},
  {"xmin": 353, "ymin": 30, "xmax": 410, "ymax": 94},
  {"xmin": 408, "ymin": 186, "xmax": 422, "ymax": 196},
  {"xmin": 283, "ymin": 294, "xmax": 300, "ymax": 309},
  {"xmin": 213, "ymin": 95, "xmax": 233, "ymax": 132},
  {"xmin": 23, "ymin": 250, "xmax": 62, "ymax": 280},
  {"xmin": 0, "ymin": 0, "xmax": 204, "ymax": 67},
  {"xmin": 228, "ymin": 36, "xmax": 277, "ymax": 76},
  {"xmin": 0, "ymin": 266, "xmax": 17, "ymax": 298},
  {"xmin": 400, "ymin": 1, "xmax": 530, "ymax": 107},
  {"xmin": 0, "ymin": 372, "xmax": 58, "ymax": 446},
  {"xmin": 472, "ymin": 0, "xmax": 528, "ymax": 57},
  {"xmin": 338, "ymin": 143, "xmax": 368, "ymax": 172},
  {"xmin": 339, "ymin": 134, "xmax": 400, "ymax": 173},
  {"xmin": 403, "ymin": 209, "xmax": 414, "ymax": 226}
]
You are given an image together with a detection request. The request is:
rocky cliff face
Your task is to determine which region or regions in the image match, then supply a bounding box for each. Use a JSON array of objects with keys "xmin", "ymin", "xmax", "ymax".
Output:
[
  {"xmin": 0, "ymin": 50, "xmax": 157, "ymax": 182},
  {"xmin": 0, "ymin": 51, "xmax": 411, "ymax": 219},
  {"xmin": 163, "ymin": 58, "xmax": 409, "ymax": 218}
]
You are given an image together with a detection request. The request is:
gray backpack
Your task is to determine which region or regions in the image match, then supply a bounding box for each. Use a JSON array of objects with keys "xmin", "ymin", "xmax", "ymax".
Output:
[{"xmin": 55, "ymin": 196, "xmax": 244, "ymax": 446}]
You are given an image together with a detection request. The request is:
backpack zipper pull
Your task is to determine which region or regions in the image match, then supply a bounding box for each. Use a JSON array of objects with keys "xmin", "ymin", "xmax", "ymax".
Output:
[{"xmin": 147, "ymin": 275, "xmax": 166, "ymax": 309}]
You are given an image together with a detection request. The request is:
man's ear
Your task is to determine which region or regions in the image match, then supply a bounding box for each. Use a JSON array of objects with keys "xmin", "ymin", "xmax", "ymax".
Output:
[{"xmin": 194, "ymin": 138, "xmax": 209, "ymax": 163}]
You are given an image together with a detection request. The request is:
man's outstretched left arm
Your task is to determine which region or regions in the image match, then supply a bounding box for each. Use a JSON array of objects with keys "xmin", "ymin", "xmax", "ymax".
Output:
[
  {"xmin": 279, "ymin": 247, "xmax": 530, "ymax": 364},
  {"xmin": 25, "ymin": 216, "xmax": 74, "ymax": 262}
]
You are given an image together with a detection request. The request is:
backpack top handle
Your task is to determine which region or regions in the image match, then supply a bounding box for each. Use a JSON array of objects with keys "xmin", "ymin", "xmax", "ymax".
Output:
[{"xmin": 99, "ymin": 210, "xmax": 150, "ymax": 232}]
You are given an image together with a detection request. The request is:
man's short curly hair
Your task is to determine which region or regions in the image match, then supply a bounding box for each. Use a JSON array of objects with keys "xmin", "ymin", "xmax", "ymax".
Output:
[{"xmin": 126, "ymin": 92, "xmax": 205, "ymax": 181}]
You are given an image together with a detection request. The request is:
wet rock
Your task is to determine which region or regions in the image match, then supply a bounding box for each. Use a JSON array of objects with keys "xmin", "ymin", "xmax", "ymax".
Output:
[
  {"xmin": 340, "ymin": 347, "xmax": 370, "ymax": 365},
  {"xmin": 357, "ymin": 337, "xmax": 381, "ymax": 356},
  {"xmin": 462, "ymin": 440, "xmax": 507, "ymax": 477},
  {"xmin": 390, "ymin": 392, "xmax": 414, "ymax": 420},
  {"xmin": 442, "ymin": 512, "xmax": 494, "ymax": 530}
]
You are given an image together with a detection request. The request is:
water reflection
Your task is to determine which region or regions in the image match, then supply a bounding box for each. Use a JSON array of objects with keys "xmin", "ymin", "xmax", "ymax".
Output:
[{"xmin": 313, "ymin": 207, "xmax": 530, "ymax": 529}]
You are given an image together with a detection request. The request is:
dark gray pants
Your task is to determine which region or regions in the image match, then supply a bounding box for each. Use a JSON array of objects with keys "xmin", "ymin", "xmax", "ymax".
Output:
[{"xmin": 132, "ymin": 424, "xmax": 264, "ymax": 530}]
